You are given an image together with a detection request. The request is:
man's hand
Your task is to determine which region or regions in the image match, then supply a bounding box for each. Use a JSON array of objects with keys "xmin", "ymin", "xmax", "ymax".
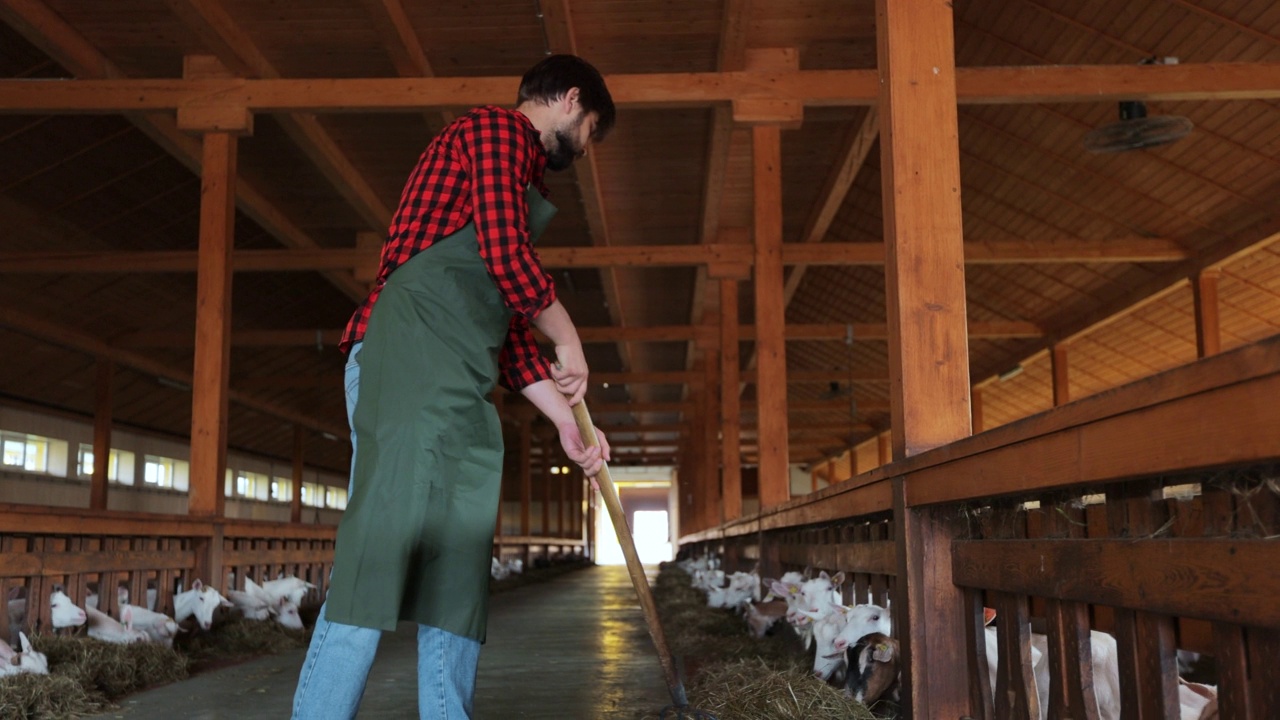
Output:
[
  {"xmin": 551, "ymin": 343, "xmax": 589, "ymax": 406},
  {"xmin": 557, "ymin": 421, "xmax": 609, "ymax": 481}
]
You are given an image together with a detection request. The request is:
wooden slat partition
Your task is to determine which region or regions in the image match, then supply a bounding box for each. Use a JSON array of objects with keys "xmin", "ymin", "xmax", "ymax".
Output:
[{"xmin": 679, "ymin": 334, "xmax": 1280, "ymax": 717}]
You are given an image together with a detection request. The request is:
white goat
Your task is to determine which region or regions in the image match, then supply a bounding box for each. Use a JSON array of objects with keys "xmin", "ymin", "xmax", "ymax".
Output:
[
  {"xmin": 173, "ymin": 579, "xmax": 232, "ymax": 631},
  {"xmin": 86, "ymin": 605, "xmax": 149, "ymax": 644},
  {"xmin": 0, "ymin": 632, "xmax": 48, "ymax": 676}
]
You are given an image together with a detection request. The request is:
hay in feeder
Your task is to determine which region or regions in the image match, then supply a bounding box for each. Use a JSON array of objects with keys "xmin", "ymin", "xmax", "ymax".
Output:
[
  {"xmin": 34, "ymin": 634, "xmax": 189, "ymax": 699},
  {"xmin": 639, "ymin": 658, "xmax": 878, "ymax": 720},
  {"xmin": 0, "ymin": 634, "xmax": 190, "ymax": 719},
  {"xmin": 0, "ymin": 672, "xmax": 102, "ymax": 720},
  {"xmin": 181, "ymin": 614, "xmax": 307, "ymax": 668}
]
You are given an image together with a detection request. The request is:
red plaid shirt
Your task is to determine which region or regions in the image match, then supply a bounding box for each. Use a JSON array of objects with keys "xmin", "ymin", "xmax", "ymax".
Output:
[{"xmin": 340, "ymin": 106, "xmax": 556, "ymax": 390}]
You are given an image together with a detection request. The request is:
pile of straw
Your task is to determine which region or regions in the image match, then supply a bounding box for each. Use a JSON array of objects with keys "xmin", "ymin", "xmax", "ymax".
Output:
[
  {"xmin": 0, "ymin": 634, "xmax": 190, "ymax": 720},
  {"xmin": 181, "ymin": 615, "xmax": 308, "ymax": 668},
  {"xmin": 644, "ymin": 564, "xmax": 884, "ymax": 720}
]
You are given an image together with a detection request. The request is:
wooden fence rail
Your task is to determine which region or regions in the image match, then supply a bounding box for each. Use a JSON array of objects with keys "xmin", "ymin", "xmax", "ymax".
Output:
[
  {"xmin": 1, "ymin": 506, "xmax": 583, "ymax": 643},
  {"xmin": 680, "ymin": 333, "xmax": 1280, "ymax": 718}
]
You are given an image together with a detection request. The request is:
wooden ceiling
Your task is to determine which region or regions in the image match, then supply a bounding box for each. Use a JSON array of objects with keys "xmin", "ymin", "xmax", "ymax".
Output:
[{"xmin": 0, "ymin": 0, "xmax": 1278, "ymax": 475}]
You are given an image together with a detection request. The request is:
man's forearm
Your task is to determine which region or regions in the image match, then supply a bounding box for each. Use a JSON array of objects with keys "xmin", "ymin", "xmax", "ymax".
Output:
[
  {"xmin": 519, "ymin": 379, "xmax": 575, "ymax": 430},
  {"xmin": 531, "ymin": 300, "xmax": 579, "ymax": 349}
]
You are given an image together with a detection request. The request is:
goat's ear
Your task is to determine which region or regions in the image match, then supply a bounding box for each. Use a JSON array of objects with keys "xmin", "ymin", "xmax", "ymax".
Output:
[
  {"xmin": 831, "ymin": 571, "xmax": 846, "ymax": 587},
  {"xmin": 19, "ymin": 632, "xmax": 34, "ymax": 654},
  {"xmin": 873, "ymin": 641, "xmax": 895, "ymax": 663}
]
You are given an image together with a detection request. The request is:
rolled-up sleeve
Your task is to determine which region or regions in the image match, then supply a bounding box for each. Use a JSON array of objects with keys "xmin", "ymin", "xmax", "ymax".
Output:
[
  {"xmin": 463, "ymin": 111, "xmax": 557, "ymax": 320},
  {"xmin": 498, "ymin": 314, "xmax": 553, "ymax": 391}
]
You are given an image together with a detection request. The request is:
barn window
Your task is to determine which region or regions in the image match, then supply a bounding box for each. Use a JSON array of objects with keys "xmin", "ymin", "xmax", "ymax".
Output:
[
  {"xmin": 143, "ymin": 455, "xmax": 188, "ymax": 489},
  {"xmin": 76, "ymin": 443, "xmax": 134, "ymax": 484},
  {"xmin": 270, "ymin": 477, "xmax": 293, "ymax": 502},
  {"xmin": 301, "ymin": 481, "xmax": 325, "ymax": 507},
  {"xmin": 234, "ymin": 470, "xmax": 270, "ymax": 500},
  {"xmin": 324, "ymin": 486, "xmax": 348, "ymax": 510},
  {"xmin": 3, "ymin": 432, "xmax": 50, "ymax": 472}
]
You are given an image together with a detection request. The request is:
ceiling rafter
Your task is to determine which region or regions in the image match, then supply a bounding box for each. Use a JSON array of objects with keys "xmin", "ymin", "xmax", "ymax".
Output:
[
  {"xmin": 0, "ymin": 305, "xmax": 348, "ymax": 438},
  {"xmin": 0, "ymin": 238, "xmax": 1186, "ymax": 274},
  {"xmin": 162, "ymin": 0, "xmax": 394, "ymax": 231},
  {"xmin": 355, "ymin": 0, "xmax": 454, "ymax": 130},
  {"xmin": 955, "ymin": 14, "xmax": 1276, "ymax": 215},
  {"xmin": 685, "ymin": 0, "xmax": 752, "ymax": 375},
  {"xmin": 538, "ymin": 0, "xmax": 634, "ymax": 377},
  {"xmin": 975, "ymin": 217, "xmax": 1280, "ymax": 389},
  {"xmin": 0, "ymin": 0, "xmax": 367, "ymax": 302}
]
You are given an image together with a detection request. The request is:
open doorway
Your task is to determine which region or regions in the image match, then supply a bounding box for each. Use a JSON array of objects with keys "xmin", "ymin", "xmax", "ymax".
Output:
[{"xmin": 595, "ymin": 509, "xmax": 671, "ymax": 565}]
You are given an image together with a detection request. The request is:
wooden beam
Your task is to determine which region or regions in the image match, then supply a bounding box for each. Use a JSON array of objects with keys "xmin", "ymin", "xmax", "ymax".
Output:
[
  {"xmin": 355, "ymin": 0, "xmax": 453, "ymax": 129},
  {"xmin": 976, "ymin": 216, "xmax": 1280, "ymax": 391},
  {"xmin": 0, "ymin": 307, "xmax": 347, "ymax": 439},
  {"xmin": 953, "ymin": 539, "xmax": 1280, "ymax": 628},
  {"xmin": 1051, "ymin": 343, "xmax": 1070, "ymax": 407},
  {"xmin": 290, "ymin": 425, "xmax": 304, "ymax": 524},
  {"xmin": 163, "ymin": 1, "xmax": 393, "ymax": 231},
  {"xmin": 519, "ymin": 420, "xmax": 532, "ymax": 537},
  {"xmin": 112, "ymin": 321, "xmax": 1041, "ymax": 352},
  {"xmin": 0, "ymin": 240, "xmax": 1185, "ymax": 274},
  {"xmin": 753, "ymin": 124, "xmax": 790, "ymax": 509},
  {"xmin": 721, "ymin": 278, "xmax": 743, "ymax": 522},
  {"xmin": 878, "ymin": 0, "xmax": 970, "ymax": 716},
  {"xmin": 782, "ymin": 108, "xmax": 880, "ymax": 308},
  {"xmin": 539, "ymin": 0, "xmax": 635, "ymax": 377},
  {"xmin": 188, "ymin": 131, "xmax": 236, "ymax": 519},
  {"xmin": 4, "ymin": 63, "xmax": 1279, "ymax": 112},
  {"xmin": 0, "ymin": 0, "xmax": 367, "ymax": 302},
  {"xmin": 1193, "ymin": 270, "xmax": 1222, "ymax": 358},
  {"xmin": 89, "ymin": 358, "xmax": 112, "ymax": 510}
]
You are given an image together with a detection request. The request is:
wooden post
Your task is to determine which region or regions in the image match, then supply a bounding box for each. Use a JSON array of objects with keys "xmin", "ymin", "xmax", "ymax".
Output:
[
  {"xmin": 1193, "ymin": 269, "xmax": 1222, "ymax": 358},
  {"xmin": 1051, "ymin": 343, "xmax": 1070, "ymax": 407},
  {"xmin": 877, "ymin": 0, "xmax": 972, "ymax": 715},
  {"xmin": 541, "ymin": 435, "xmax": 552, "ymax": 537},
  {"xmin": 188, "ymin": 131, "xmax": 239, "ymax": 519},
  {"xmin": 702, "ymin": 345, "xmax": 721, "ymax": 528},
  {"xmin": 290, "ymin": 425, "xmax": 304, "ymax": 523},
  {"xmin": 557, "ymin": 445, "xmax": 567, "ymax": 537},
  {"xmin": 90, "ymin": 358, "xmax": 113, "ymax": 510},
  {"xmin": 972, "ymin": 387, "xmax": 984, "ymax": 433},
  {"xmin": 752, "ymin": 123, "xmax": 790, "ymax": 509},
  {"xmin": 877, "ymin": 432, "xmax": 891, "ymax": 466},
  {"xmin": 519, "ymin": 418, "xmax": 532, "ymax": 548},
  {"xmin": 719, "ymin": 277, "xmax": 743, "ymax": 521},
  {"xmin": 585, "ymin": 475, "xmax": 595, "ymax": 561}
]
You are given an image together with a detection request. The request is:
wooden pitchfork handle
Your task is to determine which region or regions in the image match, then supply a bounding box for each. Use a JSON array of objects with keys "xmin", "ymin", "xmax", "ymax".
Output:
[{"xmin": 571, "ymin": 400, "xmax": 704, "ymax": 715}]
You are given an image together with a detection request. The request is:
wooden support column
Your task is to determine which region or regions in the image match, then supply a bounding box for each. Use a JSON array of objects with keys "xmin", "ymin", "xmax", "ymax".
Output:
[
  {"xmin": 290, "ymin": 425, "xmax": 304, "ymax": 523},
  {"xmin": 519, "ymin": 419, "xmax": 532, "ymax": 537},
  {"xmin": 187, "ymin": 130, "xmax": 241, "ymax": 518},
  {"xmin": 90, "ymin": 358, "xmax": 113, "ymax": 510},
  {"xmin": 877, "ymin": 432, "xmax": 891, "ymax": 466},
  {"xmin": 718, "ymin": 277, "xmax": 743, "ymax": 521},
  {"xmin": 702, "ymin": 345, "xmax": 721, "ymax": 528},
  {"xmin": 557, "ymin": 447, "xmax": 567, "ymax": 537},
  {"xmin": 972, "ymin": 387, "xmax": 984, "ymax": 433},
  {"xmin": 751, "ymin": 125, "xmax": 789, "ymax": 509},
  {"xmin": 1193, "ymin": 269, "xmax": 1222, "ymax": 358},
  {"xmin": 541, "ymin": 435, "xmax": 552, "ymax": 536},
  {"xmin": 584, "ymin": 475, "xmax": 595, "ymax": 561},
  {"xmin": 733, "ymin": 49, "xmax": 796, "ymax": 511},
  {"xmin": 1051, "ymin": 343, "xmax": 1070, "ymax": 407},
  {"xmin": 877, "ymin": 0, "xmax": 972, "ymax": 716}
]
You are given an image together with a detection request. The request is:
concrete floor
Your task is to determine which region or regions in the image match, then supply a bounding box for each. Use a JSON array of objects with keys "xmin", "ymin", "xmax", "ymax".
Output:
[{"xmin": 88, "ymin": 564, "xmax": 672, "ymax": 720}]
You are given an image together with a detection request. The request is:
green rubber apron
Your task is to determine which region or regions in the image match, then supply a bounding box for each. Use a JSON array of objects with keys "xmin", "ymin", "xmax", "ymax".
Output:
[{"xmin": 325, "ymin": 186, "xmax": 557, "ymax": 641}]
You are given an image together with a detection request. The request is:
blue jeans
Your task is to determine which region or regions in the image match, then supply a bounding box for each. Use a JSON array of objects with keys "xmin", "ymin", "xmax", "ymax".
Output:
[{"xmin": 292, "ymin": 342, "xmax": 482, "ymax": 720}]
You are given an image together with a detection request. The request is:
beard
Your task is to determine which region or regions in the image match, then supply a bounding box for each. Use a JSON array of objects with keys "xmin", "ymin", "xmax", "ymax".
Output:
[{"xmin": 544, "ymin": 115, "xmax": 586, "ymax": 172}]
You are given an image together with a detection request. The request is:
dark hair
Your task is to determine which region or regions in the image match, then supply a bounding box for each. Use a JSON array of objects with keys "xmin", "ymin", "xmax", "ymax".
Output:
[{"xmin": 517, "ymin": 54, "xmax": 615, "ymax": 141}]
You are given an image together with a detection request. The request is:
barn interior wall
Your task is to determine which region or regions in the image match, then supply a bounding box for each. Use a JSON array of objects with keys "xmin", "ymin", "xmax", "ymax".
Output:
[{"xmin": 0, "ymin": 402, "xmax": 347, "ymax": 524}]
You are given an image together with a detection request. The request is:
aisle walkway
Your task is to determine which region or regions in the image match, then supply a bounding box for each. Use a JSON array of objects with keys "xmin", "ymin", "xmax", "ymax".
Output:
[{"xmin": 90, "ymin": 565, "xmax": 671, "ymax": 719}]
